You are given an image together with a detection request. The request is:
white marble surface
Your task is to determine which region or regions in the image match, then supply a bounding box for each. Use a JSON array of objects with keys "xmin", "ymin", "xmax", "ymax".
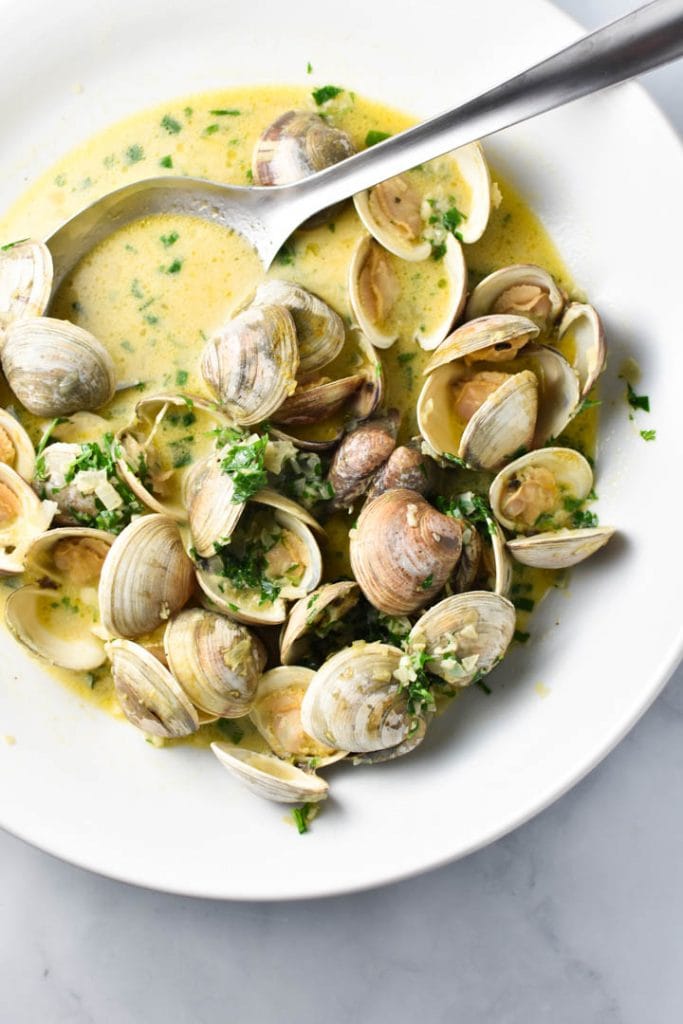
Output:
[{"xmin": 1, "ymin": 2, "xmax": 682, "ymax": 1021}]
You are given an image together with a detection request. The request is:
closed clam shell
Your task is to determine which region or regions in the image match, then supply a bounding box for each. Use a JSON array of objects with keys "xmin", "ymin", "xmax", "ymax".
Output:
[
  {"xmin": 507, "ymin": 526, "xmax": 615, "ymax": 569},
  {"xmin": 557, "ymin": 302, "xmax": 606, "ymax": 398},
  {"xmin": 367, "ymin": 441, "xmax": 436, "ymax": 500},
  {"xmin": 252, "ymin": 110, "xmax": 354, "ymax": 186},
  {"xmin": 250, "ymin": 666, "xmax": 341, "ymax": 761},
  {"xmin": 451, "ymin": 519, "xmax": 483, "ymax": 593},
  {"xmin": 0, "ymin": 408, "xmax": 35, "ymax": 481},
  {"xmin": 279, "ymin": 580, "xmax": 360, "ymax": 665},
  {"xmin": 184, "ymin": 451, "xmax": 245, "ymax": 558},
  {"xmin": 300, "ymin": 641, "xmax": 415, "ymax": 753},
  {"xmin": 409, "ymin": 591, "xmax": 515, "ymax": 687},
  {"xmin": 327, "ymin": 411, "xmax": 399, "ymax": 510},
  {"xmin": 98, "ymin": 514, "xmax": 195, "ymax": 638},
  {"xmin": 350, "ymin": 488, "xmax": 463, "ymax": 616},
  {"xmin": 164, "ymin": 608, "xmax": 266, "ymax": 717},
  {"xmin": 252, "ymin": 280, "xmax": 344, "ymax": 380},
  {"xmin": 0, "ymin": 463, "xmax": 56, "ymax": 574},
  {"xmin": 6, "ymin": 584, "xmax": 107, "ymax": 672},
  {"xmin": 0, "ymin": 240, "xmax": 52, "ymax": 345},
  {"xmin": 465, "ymin": 264, "xmax": 565, "ymax": 326},
  {"xmin": 200, "ymin": 304, "xmax": 299, "ymax": 425},
  {"xmin": 489, "ymin": 447, "xmax": 594, "ymax": 534},
  {"xmin": 211, "ymin": 742, "xmax": 328, "ymax": 804},
  {"xmin": 106, "ymin": 638, "xmax": 199, "ymax": 738},
  {"xmin": 2, "ymin": 317, "xmax": 116, "ymax": 417}
]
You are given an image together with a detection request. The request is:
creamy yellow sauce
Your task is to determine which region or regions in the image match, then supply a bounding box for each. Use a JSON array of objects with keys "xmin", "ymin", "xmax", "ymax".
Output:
[{"xmin": 0, "ymin": 84, "xmax": 598, "ymax": 731}]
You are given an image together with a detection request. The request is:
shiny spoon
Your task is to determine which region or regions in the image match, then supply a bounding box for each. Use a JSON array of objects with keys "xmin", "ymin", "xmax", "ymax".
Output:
[{"xmin": 46, "ymin": 0, "xmax": 683, "ymax": 296}]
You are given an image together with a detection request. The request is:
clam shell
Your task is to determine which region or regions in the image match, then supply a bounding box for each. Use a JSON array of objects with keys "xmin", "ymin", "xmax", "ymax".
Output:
[
  {"xmin": 350, "ymin": 488, "xmax": 462, "ymax": 616},
  {"xmin": 327, "ymin": 412, "xmax": 399, "ymax": 510},
  {"xmin": 0, "ymin": 464, "xmax": 56, "ymax": 574},
  {"xmin": 0, "ymin": 240, "xmax": 52, "ymax": 345},
  {"xmin": 250, "ymin": 666, "xmax": 342, "ymax": 761},
  {"xmin": 200, "ymin": 304, "xmax": 299, "ymax": 425},
  {"xmin": 449, "ymin": 142, "xmax": 492, "ymax": 244},
  {"xmin": 465, "ymin": 264, "xmax": 565, "ymax": 325},
  {"xmin": 6, "ymin": 584, "xmax": 107, "ymax": 672},
  {"xmin": 253, "ymin": 110, "xmax": 354, "ymax": 186},
  {"xmin": 2, "ymin": 317, "xmax": 116, "ymax": 417},
  {"xmin": 409, "ymin": 591, "xmax": 515, "ymax": 687},
  {"xmin": 163, "ymin": 608, "xmax": 266, "ymax": 717},
  {"xmin": 300, "ymin": 641, "xmax": 414, "ymax": 753},
  {"xmin": 32, "ymin": 442, "xmax": 100, "ymax": 526},
  {"xmin": 367, "ymin": 441, "xmax": 436, "ymax": 500},
  {"xmin": 557, "ymin": 302, "xmax": 606, "ymax": 398},
  {"xmin": 252, "ymin": 280, "xmax": 344, "ymax": 380},
  {"xmin": 211, "ymin": 742, "xmax": 328, "ymax": 803},
  {"xmin": 25, "ymin": 527, "xmax": 114, "ymax": 586},
  {"xmin": 279, "ymin": 580, "xmax": 360, "ymax": 665},
  {"xmin": 489, "ymin": 447, "xmax": 594, "ymax": 534},
  {"xmin": 423, "ymin": 315, "xmax": 540, "ymax": 372},
  {"xmin": 524, "ymin": 344, "xmax": 581, "ymax": 446},
  {"xmin": 272, "ymin": 373, "xmax": 365, "ymax": 425},
  {"xmin": 106, "ymin": 638, "xmax": 199, "ymax": 738},
  {"xmin": 184, "ymin": 451, "xmax": 245, "ymax": 557},
  {"xmin": 98, "ymin": 514, "xmax": 195, "ymax": 638},
  {"xmin": 507, "ymin": 526, "xmax": 615, "ymax": 569},
  {"xmin": 354, "ymin": 175, "xmax": 432, "ymax": 261},
  {"xmin": 0, "ymin": 408, "xmax": 35, "ymax": 481}
]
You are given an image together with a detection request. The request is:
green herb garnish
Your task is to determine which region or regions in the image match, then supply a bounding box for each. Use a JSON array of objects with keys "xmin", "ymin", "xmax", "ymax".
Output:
[
  {"xmin": 292, "ymin": 802, "xmax": 319, "ymax": 834},
  {"xmin": 626, "ymin": 381, "xmax": 650, "ymax": 412},
  {"xmin": 175, "ymin": 369, "xmax": 189, "ymax": 387},
  {"xmin": 640, "ymin": 429, "xmax": 656, "ymax": 441},
  {"xmin": 209, "ymin": 108, "xmax": 240, "ymax": 116},
  {"xmin": 125, "ymin": 144, "xmax": 145, "ymax": 164},
  {"xmin": 312, "ymin": 84, "xmax": 343, "ymax": 105},
  {"xmin": 161, "ymin": 114, "xmax": 182, "ymax": 134},
  {"xmin": 219, "ymin": 433, "xmax": 269, "ymax": 502},
  {"xmin": 160, "ymin": 231, "xmax": 179, "ymax": 248},
  {"xmin": 159, "ymin": 155, "xmax": 173, "ymax": 169},
  {"xmin": 365, "ymin": 130, "xmax": 391, "ymax": 147}
]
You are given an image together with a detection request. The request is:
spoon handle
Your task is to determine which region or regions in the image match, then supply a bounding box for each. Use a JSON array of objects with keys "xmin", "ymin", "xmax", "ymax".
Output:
[{"xmin": 289, "ymin": 0, "xmax": 683, "ymax": 215}]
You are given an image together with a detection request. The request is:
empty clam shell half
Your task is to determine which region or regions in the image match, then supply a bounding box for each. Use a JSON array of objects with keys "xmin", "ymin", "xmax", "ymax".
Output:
[
  {"xmin": 106, "ymin": 639, "xmax": 199, "ymax": 738},
  {"xmin": 211, "ymin": 742, "xmax": 329, "ymax": 803},
  {"xmin": 557, "ymin": 302, "xmax": 606, "ymax": 398},
  {"xmin": 280, "ymin": 580, "xmax": 360, "ymax": 666},
  {"xmin": 6, "ymin": 584, "xmax": 107, "ymax": 672},
  {"xmin": 507, "ymin": 525, "xmax": 615, "ymax": 569}
]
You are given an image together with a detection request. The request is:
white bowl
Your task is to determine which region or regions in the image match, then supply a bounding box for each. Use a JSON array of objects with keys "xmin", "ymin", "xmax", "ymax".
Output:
[{"xmin": 1, "ymin": 0, "xmax": 682, "ymax": 900}]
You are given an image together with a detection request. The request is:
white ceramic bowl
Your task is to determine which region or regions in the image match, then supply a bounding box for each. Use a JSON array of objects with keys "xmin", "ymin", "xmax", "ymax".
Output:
[{"xmin": 1, "ymin": 0, "xmax": 682, "ymax": 900}]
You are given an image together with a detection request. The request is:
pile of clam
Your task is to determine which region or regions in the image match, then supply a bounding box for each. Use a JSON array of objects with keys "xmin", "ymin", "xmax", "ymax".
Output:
[{"xmin": 0, "ymin": 108, "xmax": 616, "ymax": 814}]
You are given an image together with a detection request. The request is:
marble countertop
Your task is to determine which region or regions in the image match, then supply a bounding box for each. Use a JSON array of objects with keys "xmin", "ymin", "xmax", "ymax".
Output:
[{"xmin": 1, "ymin": 3, "xmax": 682, "ymax": 1022}]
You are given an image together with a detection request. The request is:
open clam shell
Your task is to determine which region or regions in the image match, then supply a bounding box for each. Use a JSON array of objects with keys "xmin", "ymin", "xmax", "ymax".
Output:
[
  {"xmin": 409, "ymin": 591, "xmax": 515, "ymax": 687},
  {"xmin": 2, "ymin": 317, "xmax": 116, "ymax": 417},
  {"xmin": 250, "ymin": 666, "xmax": 343, "ymax": 763},
  {"xmin": 25, "ymin": 527, "xmax": 114, "ymax": 586},
  {"xmin": 0, "ymin": 464, "xmax": 56, "ymax": 574},
  {"xmin": 6, "ymin": 584, "xmax": 107, "ymax": 672},
  {"xmin": 98, "ymin": 514, "xmax": 195, "ymax": 639},
  {"xmin": 106, "ymin": 638, "xmax": 199, "ymax": 738},
  {"xmin": 424, "ymin": 315, "xmax": 540, "ymax": 370},
  {"xmin": 200, "ymin": 304, "xmax": 299, "ymax": 425},
  {"xmin": 211, "ymin": 742, "xmax": 329, "ymax": 803},
  {"xmin": 507, "ymin": 526, "xmax": 615, "ymax": 569},
  {"xmin": 489, "ymin": 447, "xmax": 594, "ymax": 534},
  {"xmin": 524, "ymin": 344, "xmax": 581, "ymax": 446},
  {"xmin": 0, "ymin": 240, "xmax": 52, "ymax": 345},
  {"xmin": 163, "ymin": 608, "xmax": 266, "ymax": 718},
  {"xmin": 350, "ymin": 489, "xmax": 463, "ymax": 616},
  {"xmin": 465, "ymin": 264, "xmax": 565, "ymax": 326},
  {"xmin": 557, "ymin": 302, "xmax": 606, "ymax": 398},
  {"xmin": 0, "ymin": 408, "xmax": 35, "ymax": 481},
  {"xmin": 348, "ymin": 233, "xmax": 466, "ymax": 351},
  {"xmin": 252, "ymin": 280, "xmax": 345, "ymax": 380},
  {"xmin": 279, "ymin": 580, "xmax": 360, "ymax": 665},
  {"xmin": 300, "ymin": 641, "xmax": 416, "ymax": 753}
]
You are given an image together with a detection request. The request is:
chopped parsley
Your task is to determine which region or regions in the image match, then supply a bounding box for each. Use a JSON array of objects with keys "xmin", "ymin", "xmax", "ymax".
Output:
[
  {"xmin": 208, "ymin": 522, "xmax": 284, "ymax": 606},
  {"xmin": 125, "ymin": 144, "xmax": 145, "ymax": 164},
  {"xmin": 274, "ymin": 239, "xmax": 296, "ymax": 265},
  {"xmin": 1, "ymin": 238, "xmax": 29, "ymax": 251},
  {"xmin": 160, "ymin": 114, "xmax": 182, "ymax": 134},
  {"xmin": 219, "ymin": 433, "xmax": 268, "ymax": 502},
  {"xmin": 312, "ymin": 84, "xmax": 343, "ymax": 105},
  {"xmin": 203, "ymin": 124, "xmax": 220, "ymax": 136},
  {"xmin": 513, "ymin": 630, "xmax": 530, "ymax": 644},
  {"xmin": 571, "ymin": 508, "xmax": 599, "ymax": 529},
  {"xmin": 365, "ymin": 130, "xmax": 391, "ymax": 147},
  {"xmin": 420, "ymin": 573, "xmax": 434, "ymax": 591},
  {"xmin": 437, "ymin": 492, "xmax": 496, "ymax": 536},
  {"xmin": 431, "ymin": 241, "xmax": 447, "ymax": 261},
  {"xmin": 513, "ymin": 597, "xmax": 535, "ymax": 613},
  {"xmin": 292, "ymin": 802, "xmax": 319, "ymax": 834},
  {"xmin": 640, "ymin": 429, "xmax": 656, "ymax": 441},
  {"xmin": 160, "ymin": 231, "xmax": 179, "ymax": 248},
  {"xmin": 159, "ymin": 155, "xmax": 173, "ymax": 169},
  {"xmin": 275, "ymin": 450, "xmax": 334, "ymax": 509},
  {"xmin": 577, "ymin": 397, "xmax": 601, "ymax": 414},
  {"xmin": 216, "ymin": 719, "xmax": 244, "ymax": 744},
  {"xmin": 209, "ymin": 108, "xmax": 240, "ymax": 116},
  {"xmin": 61, "ymin": 435, "xmax": 145, "ymax": 534},
  {"xmin": 306, "ymin": 62, "xmax": 313, "ymax": 75},
  {"xmin": 163, "ymin": 258, "xmax": 183, "ymax": 275},
  {"xmin": 175, "ymin": 368, "xmax": 189, "ymax": 387},
  {"xmin": 625, "ymin": 381, "xmax": 650, "ymax": 412}
]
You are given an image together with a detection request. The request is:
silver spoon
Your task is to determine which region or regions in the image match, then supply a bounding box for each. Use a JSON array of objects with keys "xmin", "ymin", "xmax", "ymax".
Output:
[{"xmin": 46, "ymin": 0, "xmax": 683, "ymax": 296}]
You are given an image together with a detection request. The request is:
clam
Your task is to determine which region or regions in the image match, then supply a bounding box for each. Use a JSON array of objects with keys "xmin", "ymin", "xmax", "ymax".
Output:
[
  {"xmin": 280, "ymin": 580, "xmax": 360, "ymax": 665},
  {"xmin": 163, "ymin": 608, "xmax": 266, "ymax": 718},
  {"xmin": 98, "ymin": 514, "xmax": 195, "ymax": 639},
  {"xmin": 353, "ymin": 142, "xmax": 491, "ymax": 260},
  {"xmin": 524, "ymin": 344, "xmax": 581, "ymax": 446},
  {"xmin": 0, "ymin": 408, "xmax": 35, "ymax": 481},
  {"xmin": 438, "ymin": 494, "xmax": 512, "ymax": 597},
  {"xmin": 6, "ymin": 585, "xmax": 107, "ymax": 672},
  {"xmin": 250, "ymin": 666, "xmax": 342, "ymax": 762},
  {"xmin": 0, "ymin": 240, "xmax": 52, "ymax": 344},
  {"xmin": 115, "ymin": 394, "xmax": 228, "ymax": 522},
  {"xmin": 300, "ymin": 641, "xmax": 421, "ymax": 753},
  {"xmin": 327, "ymin": 411, "xmax": 399, "ymax": 510},
  {"xmin": 507, "ymin": 526, "xmax": 615, "ymax": 569},
  {"xmin": 2, "ymin": 317, "xmax": 116, "ymax": 417},
  {"xmin": 424, "ymin": 314, "xmax": 540, "ymax": 367},
  {"xmin": 252, "ymin": 110, "xmax": 355, "ymax": 186},
  {"xmin": 348, "ymin": 233, "xmax": 466, "ymax": 350},
  {"xmin": 557, "ymin": 302, "xmax": 606, "ymax": 397},
  {"xmin": 451, "ymin": 517, "xmax": 483, "ymax": 593},
  {"xmin": 106, "ymin": 639, "xmax": 199, "ymax": 738},
  {"xmin": 200, "ymin": 304, "xmax": 299, "ymax": 425},
  {"xmin": 211, "ymin": 742, "xmax": 328, "ymax": 803},
  {"xmin": 252, "ymin": 280, "xmax": 344, "ymax": 381},
  {"xmin": 366, "ymin": 441, "xmax": 437, "ymax": 500},
  {"xmin": 0, "ymin": 464, "xmax": 56, "ymax": 574},
  {"xmin": 408, "ymin": 591, "xmax": 515, "ymax": 687},
  {"xmin": 194, "ymin": 502, "xmax": 322, "ymax": 626},
  {"xmin": 489, "ymin": 447, "xmax": 594, "ymax": 534},
  {"xmin": 350, "ymin": 488, "xmax": 463, "ymax": 615},
  {"xmin": 184, "ymin": 450, "xmax": 245, "ymax": 557},
  {"xmin": 465, "ymin": 264, "xmax": 565, "ymax": 328},
  {"xmin": 25, "ymin": 526, "xmax": 113, "ymax": 586}
]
